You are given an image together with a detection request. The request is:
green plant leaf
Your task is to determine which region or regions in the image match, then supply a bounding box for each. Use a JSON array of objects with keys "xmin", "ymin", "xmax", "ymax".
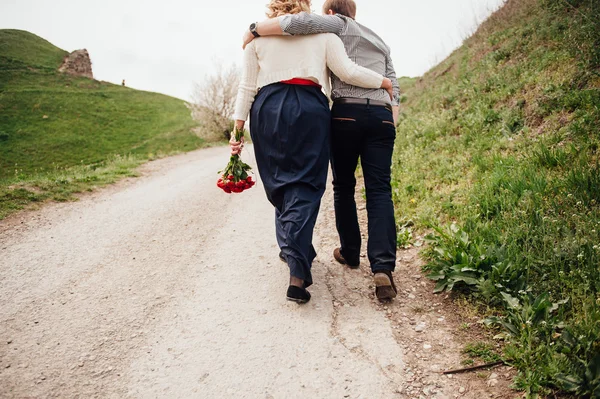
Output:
[
  {"xmin": 555, "ymin": 374, "xmax": 582, "ymax": 392},
  {"xmin": 561, "ymin": 330, "xmax": 576, "ymax": 347},
  {"xmin": 501, "ymin": 292, "xmax": 521, "ymax": 309},
  {"xmin": 459, "ymin": 231, "xmax": 469, "ymax": 245},
  {"xmin": 448, "ymin": 272, "xmax": 480, "ymax": 286},
  {"xmin": 427, "ymin": 272, "xmax": 446, "ymax": 281},
  {"xmin": 434, "ymin": 280, "xmax": 448, "ymax": 293},
  {"xmin": 550, "ymin": 298, "xmax": 569, "ymax": 313},
  {"xmin": 499, "ymin": 320, "xmax": 520, "ymax": 336}
]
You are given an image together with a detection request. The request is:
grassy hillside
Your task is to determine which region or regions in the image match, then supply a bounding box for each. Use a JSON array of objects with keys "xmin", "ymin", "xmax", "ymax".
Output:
[
  {"xmin": 393, "ymin": 0, "xmax": 599, "ymax": 396},
  {"xmin": 0, "ymin": 29, "xmax": 67, "ymax": 70},
  {"xmin": 0, "ymin": 30, "xmax": 206, "ymax": 219}
]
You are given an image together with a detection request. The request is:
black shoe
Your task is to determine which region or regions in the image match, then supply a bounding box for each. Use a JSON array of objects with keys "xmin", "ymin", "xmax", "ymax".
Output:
[
  {"xmin": 279, "ymin": 251, "xmax": 287, "ymax": 263},
  {"xmin": 333, "ymin": 248, "xmax": 360, "ymax": 269},
  {"xmin": 374, "ymin": 270, "xmax": 398, "ymax": 301},
  {"xmin": 286, "ymin": 285, "xmax": 311, "ymax": 304}
]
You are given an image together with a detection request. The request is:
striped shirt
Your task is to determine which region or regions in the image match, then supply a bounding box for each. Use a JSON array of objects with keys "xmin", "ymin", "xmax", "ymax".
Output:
[{"xmin": 280, "ymin": 13, "xmax": 401, "ymax": 106}]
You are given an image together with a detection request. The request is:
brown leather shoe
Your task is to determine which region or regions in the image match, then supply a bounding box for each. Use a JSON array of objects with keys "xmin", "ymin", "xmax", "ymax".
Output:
[
  {"xmin": 374, "ymin": 270, "xmax": 397, "ymax": 301},
  {"xmin": 333, "ymin": 248, "xmax": 360, "ymax": 269}
]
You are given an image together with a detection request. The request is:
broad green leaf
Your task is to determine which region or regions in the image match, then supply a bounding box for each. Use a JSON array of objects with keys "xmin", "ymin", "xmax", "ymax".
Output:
[
  {"xmin": 499, "ymin": 320, "xmax": 520, "ymax": 336},
  {"xmin": 434, "ymin": 247, "xmax": 448, "ymax": 258},
  {"xmin": 460, "ymin": 231, "xmax": 469, "ymax": 245},
  {"xmin": 501, "ymin": 292, "xmax": 521, "ymax": 309},
  {"xmin": 453, "ymin": 276, "xmax": 480, "ymax": 286},
  {"xmin": 433, "ymin": 280, "xmax": 448, "ymax": 293},
  {"xmin": 561, "ymin": 330, "xmax": 576, "ymax": 347},
  {"xmin": 555, "ymin": 374, "xmax": 582, "ymax": 392},
  {"xmin": 427, "ymin": 272, "xmax": 446, "ymax": 281}
]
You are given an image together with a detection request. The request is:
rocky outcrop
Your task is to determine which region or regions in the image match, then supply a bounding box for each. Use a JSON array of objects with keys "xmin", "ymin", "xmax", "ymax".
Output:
[{"xmin": 58, "ymin": 49, "xmax": 93, "ymax": 79}]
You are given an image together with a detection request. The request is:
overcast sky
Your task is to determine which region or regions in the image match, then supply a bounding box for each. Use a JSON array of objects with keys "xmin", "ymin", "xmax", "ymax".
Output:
[{"xmin": 1, "ymin": 0, "xmax": 505, "ymax": 100}]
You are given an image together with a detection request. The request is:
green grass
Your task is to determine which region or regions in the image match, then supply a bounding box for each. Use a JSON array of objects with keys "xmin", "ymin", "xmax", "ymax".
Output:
[
  {"xmin": 392, "ymin": 0, "xmax": 600, "ymax": 396},
  {"xmin": 0, "ymin": 30, "xmax": 208, "ymax": 219},
  {"xmin": 463, "ymin": 341, "xmax": 502, "ymax": 364},
  {"xmin": 0, "ymin": 155, "xmax": 143, "ymax": 220},
  {"xmin": 0, "ymin": 30, "xmax": 67, "ymax": 70}
]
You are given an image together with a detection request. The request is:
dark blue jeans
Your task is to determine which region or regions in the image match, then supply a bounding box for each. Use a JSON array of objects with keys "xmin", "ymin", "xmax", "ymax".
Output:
[{"xmin": 330, "ymin": 102, "xmax": 397, "ymax": 273}]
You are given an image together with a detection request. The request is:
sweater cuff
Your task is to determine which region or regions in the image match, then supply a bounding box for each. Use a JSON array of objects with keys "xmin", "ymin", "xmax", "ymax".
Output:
[{"xmin": 232, "ymin": 113, "xmax": 248, "ymax": 122}]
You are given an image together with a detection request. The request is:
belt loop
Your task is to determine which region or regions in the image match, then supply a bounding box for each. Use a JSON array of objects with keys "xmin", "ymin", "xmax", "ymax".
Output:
[{"xmin": 367, "ymin": 98, "xmax": 370, "ymax": 109}]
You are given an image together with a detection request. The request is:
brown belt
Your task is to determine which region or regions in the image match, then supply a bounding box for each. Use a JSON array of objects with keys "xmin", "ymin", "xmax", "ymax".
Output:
[{"xmin": 333, "ymin": 98, "xmax": 392, "ymax": 112}]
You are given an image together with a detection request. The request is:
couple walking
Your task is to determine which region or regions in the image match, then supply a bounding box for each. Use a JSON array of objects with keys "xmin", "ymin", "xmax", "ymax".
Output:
[{"xmin": 231, "ymin": 0, "xmax": 400, "ymax": 304}]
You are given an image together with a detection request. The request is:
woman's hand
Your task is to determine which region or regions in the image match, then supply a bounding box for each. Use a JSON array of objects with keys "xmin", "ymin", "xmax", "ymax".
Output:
[
  {"xmin": 231, "ymin": 120, "xmax": 246, "ymax": 155},
  {"xmin": 381, "ymin": 78, "xmax": 394, "ymax": 102},
  {"xmin": 230, "ymin": 133, "xmax": 245, "ymax": 156}
]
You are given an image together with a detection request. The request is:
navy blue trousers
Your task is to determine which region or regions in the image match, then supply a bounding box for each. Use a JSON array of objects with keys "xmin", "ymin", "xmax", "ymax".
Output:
[
  {"xmin": 330, "ymin": 102, "xmax": 397, "ymax": 273},
  {"xmin": 250, "ymin": 83, "xmax": 330, "ymax": 287}
]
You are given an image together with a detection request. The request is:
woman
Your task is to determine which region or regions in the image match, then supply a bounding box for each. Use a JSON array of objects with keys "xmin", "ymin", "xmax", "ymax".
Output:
[{"xmin": 232, "ymin": 0, "xmax": 393, "ymax": 304}]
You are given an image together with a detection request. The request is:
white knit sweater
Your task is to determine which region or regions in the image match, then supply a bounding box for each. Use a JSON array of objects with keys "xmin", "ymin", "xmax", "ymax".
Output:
[{"xmin": 233, "ymin": 33, "xmax": 385, "ymax": 121}]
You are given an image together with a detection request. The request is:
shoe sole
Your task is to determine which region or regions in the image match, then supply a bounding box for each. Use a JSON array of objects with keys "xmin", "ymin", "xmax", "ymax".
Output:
[
  {"xmin": 286, "ymin": 296, "xmax": 310, "ymax": 304},
  {"xmin": 374, "ymin": 273, "xmax": 397, "ymax": 301}
]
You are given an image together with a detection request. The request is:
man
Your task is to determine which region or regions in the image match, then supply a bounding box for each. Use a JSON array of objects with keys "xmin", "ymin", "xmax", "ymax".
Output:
[{"xmin": 242, "ymin": 0, "xmax": 400, "ymax": 301}]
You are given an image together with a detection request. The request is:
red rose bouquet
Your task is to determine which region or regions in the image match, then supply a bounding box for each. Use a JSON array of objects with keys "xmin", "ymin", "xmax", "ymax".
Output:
[{"xmin": 217, "ymin": 127, "xmax": 255, "ymax": 194}]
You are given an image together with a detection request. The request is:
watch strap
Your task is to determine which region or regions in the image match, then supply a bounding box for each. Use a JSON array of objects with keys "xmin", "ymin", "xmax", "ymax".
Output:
[{"xmin": 250, "ymin": 22, "xmax": 260, "ymax": 38}]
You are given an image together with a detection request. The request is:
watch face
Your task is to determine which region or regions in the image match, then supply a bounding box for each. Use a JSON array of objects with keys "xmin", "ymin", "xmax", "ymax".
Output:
[{"xmin": 250, "ymin": 23, "xmax": 257, "ymax": 31}]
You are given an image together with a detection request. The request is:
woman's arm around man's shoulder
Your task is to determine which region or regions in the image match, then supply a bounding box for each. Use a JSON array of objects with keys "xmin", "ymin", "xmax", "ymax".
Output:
[{"xmin": 324, "ymin": 34, "xmax": 393, "ymax": 100}]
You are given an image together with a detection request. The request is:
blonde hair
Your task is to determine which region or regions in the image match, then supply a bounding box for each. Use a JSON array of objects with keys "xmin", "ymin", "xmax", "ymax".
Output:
[{"xmin": 266, "ymin": 0, "xmax": 311, "ymax": 18}]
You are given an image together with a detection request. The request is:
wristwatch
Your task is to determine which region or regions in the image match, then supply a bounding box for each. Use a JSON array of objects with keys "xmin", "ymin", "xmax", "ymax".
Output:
[{"xmin": 249, "ymin": 22, "xmax": 260, "ymax": 38}]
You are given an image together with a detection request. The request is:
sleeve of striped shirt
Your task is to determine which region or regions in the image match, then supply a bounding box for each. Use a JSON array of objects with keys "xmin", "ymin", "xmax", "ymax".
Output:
[
  {"xmin": 385, "ymin": 49, "xmax": 401, "ymax": 106},
  {"xmin": 279, "ymin": 12, "xmax": 345, "ymax": 36}
]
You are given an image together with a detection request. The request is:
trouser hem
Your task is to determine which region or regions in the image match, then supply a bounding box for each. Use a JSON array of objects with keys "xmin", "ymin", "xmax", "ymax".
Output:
[{"xmin": 371, "ymin": 265, "xmax": 396, "ymax": 273}]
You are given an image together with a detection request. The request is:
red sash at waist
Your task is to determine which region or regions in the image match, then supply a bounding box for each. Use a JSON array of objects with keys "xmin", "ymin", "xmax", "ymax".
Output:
[{"xmin": 280, "ymin": 78, "xmax": 321, "ymax": 88}]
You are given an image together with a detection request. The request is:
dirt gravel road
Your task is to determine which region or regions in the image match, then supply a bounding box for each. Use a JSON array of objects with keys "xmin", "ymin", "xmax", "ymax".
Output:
[{"xmin": 0, "ymin": 146, "xmax": 514, "ymax": 398}]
